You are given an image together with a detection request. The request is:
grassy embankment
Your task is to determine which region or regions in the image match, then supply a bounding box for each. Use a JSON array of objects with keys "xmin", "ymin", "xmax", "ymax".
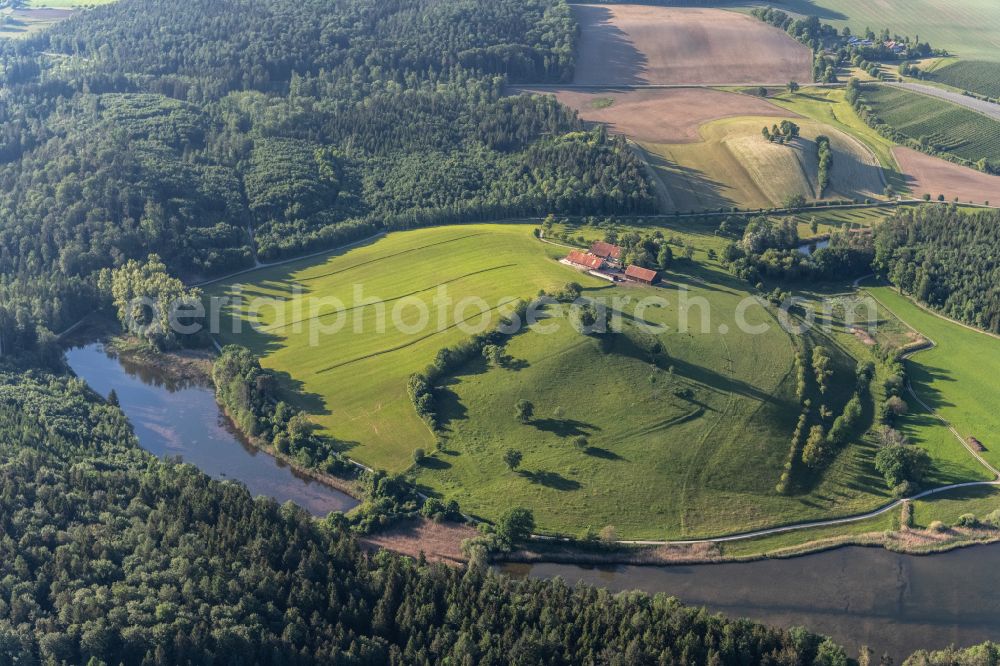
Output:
[
  {"xmin": 639, "ymin": 115, "xmax": 882, "ymax": 212},
  {"xmin": 769, "ymin": 87, "xmax": 906, "ymax": 193}
]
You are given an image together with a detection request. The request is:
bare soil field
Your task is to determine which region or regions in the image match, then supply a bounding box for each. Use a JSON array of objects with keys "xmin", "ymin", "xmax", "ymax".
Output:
[
  {"xmin": 514, "ymin": 87, "xmax": 795, "ymax": 143},
  {"xmin": 894, "ymin": 147, "xmax": 1000, "ymax": 204},
  {"xmin": 572, "ymin": 4, "xmax": 812, "ymax": 85}
]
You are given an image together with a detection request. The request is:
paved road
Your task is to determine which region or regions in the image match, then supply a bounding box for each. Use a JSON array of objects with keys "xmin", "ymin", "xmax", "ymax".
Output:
[{"xmin": 883, "ymin": 82, "xmax": 1000, "ymax": 122}]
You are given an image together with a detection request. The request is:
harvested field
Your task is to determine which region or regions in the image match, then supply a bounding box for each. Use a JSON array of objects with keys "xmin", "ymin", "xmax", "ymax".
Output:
[
  {"xmin": 514, "ymin": 87, "xmax": 795, "ymax": 144},
  {"xmin": 571, "ymin": 4, "xmax": 812, "ymax": 85},
  {"xmin": 894, "ymin": 148, "xmax": 1000, "ymax": 204},
  {"xmin": 644, "ymin": 117, "xmax": 883, "ymax": 211}
]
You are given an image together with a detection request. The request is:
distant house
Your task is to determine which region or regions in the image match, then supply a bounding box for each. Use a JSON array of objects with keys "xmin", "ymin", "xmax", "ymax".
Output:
[
  {"xmin": 590, "ymin": 241, "xmax": 622, "ymax": 262},
  {"xmin": 624, "ymin": 264, "xmax": 658, "ymax": 285},
  {"xmin": 969, "ymin": 437, "xmax": 987, "ymax": 452},
  {"xmin": 564, "ymin": 250, "xmax": 605, "ymax": 271}
]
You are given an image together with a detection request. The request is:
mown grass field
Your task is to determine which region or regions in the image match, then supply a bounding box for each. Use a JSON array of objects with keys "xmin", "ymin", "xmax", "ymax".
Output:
[
  {"xmin": 208, "ymin": 224, "xmax": 607, "ymax": 471},
  {"xmin": 643, "ymin": 115, "xmax": 882, "ymax": 212},
  {"xmin": 769, "ymin": 87, "xmax": 904, "ymax": 192},
  {"xmin": 788, "ymin": 206, "xmax": 910, "ymax": 238},
  {"xmin": 864, "ymin": 285, "xmax": 1000, "ymax": 472},
  {"xmin": 931, "ymin": 61, "xmax": 1000, "ymax": 98},
  {"xmin": 412, "ymin": 253, "xmax": 895, "ymax": 539},
  {"xmin": 860, "ymin": 86, "xmax": 1000, "ymax": 163}
]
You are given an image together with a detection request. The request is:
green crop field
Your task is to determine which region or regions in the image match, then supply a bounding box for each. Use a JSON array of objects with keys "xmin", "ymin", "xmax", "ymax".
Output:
[
  {"xmin": 863, "ymin": 285, "xmax": 1000, "ymax": 473},
  {"xmin": 766, "ymin": 0, "xmax": 1000, "ymax": 63},
  {"xmin": 859, "ymin": 85, "xmax": 1000, "ymax": 163},
  {"xmin": 207, "ymin": 224, "xmax": 608, "ymax": 471},
  {"xmin": 931, "ymin": 60, "xmax": 1000, "ymax": 98}
]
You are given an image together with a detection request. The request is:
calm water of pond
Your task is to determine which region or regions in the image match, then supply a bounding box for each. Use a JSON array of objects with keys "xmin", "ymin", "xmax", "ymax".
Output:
[
  {"xmin": 797, "ymin": 238, "xmax": 831, "ymax": 256},
  {"xmin": 503, "ymin": 544, "xmax": 1000, "ymax": 659},
  {"xmin": 66, "ymin": 342, "xmax": 358, "ymax": 516}
]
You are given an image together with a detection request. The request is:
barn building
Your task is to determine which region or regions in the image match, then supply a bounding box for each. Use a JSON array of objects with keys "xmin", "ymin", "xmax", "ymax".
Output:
[{"xmin": 624, "ymin": 264, "xmax": 658, "ymax": 285}]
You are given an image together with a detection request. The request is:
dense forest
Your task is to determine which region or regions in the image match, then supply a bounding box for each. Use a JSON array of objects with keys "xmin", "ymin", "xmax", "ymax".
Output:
[
  {"xmin": 0, "ymin": 0, "xmax": 655, "ymax": 351},
  {"xmin": 873, "ymin": 206, "xmax": 1000, "ymax": 333},
  {"xmin": 0, "ymin": 366, "xmax": 856, "ymax": 665}
]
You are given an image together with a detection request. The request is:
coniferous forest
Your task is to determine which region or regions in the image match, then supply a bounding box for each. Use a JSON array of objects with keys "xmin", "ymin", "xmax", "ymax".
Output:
[
  {"xmin": 0, "ymin": 368, "xmax": 844, "ymax": 665},
  {"xmin": 0, "ymin": 0, "xmax": 654, "ymax": 351},
  {"xmin": 874, "ymin": 206, "xmax": 1000, "ymax": 333}
]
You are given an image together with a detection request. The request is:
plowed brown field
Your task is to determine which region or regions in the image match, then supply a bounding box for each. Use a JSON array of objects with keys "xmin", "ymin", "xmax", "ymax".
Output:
[
  {"xmin": 514, "ymin": 88, "xmax": 796, "ymax": 143},
  {"xmin": 894, "ymin": 148, "xmax": 1000, "ymax": 204},
  {"xmin": 572, "ymin": 4, "xmax": 813, "ymax": 85}
]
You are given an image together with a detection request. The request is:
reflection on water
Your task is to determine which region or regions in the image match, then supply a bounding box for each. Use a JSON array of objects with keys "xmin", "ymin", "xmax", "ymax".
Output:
[
  {"xmin": 66, "ymin": 342, "xmax": 358, "ymax": 516},
  {"xmin": 503, "ymin": 544, "xmax": 1000, "ymax": 659},
  {"xmin": 797, "ymin": 239, "xmax": 831, "ymax": 256}
]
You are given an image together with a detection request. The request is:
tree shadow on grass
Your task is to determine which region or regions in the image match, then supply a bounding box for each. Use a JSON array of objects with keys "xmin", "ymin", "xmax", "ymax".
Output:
[
  {"xmin": 520, "ymin": 469, "xmax": 582, "ymax": 491},
  {"xmin": 532, "ymin": 418, "xmax": 600, "ymax": 438},
  {"xmin": 270, "ymin": 369, "xmax": 331, "ymax": 416},
  {"xmin": 433, "ymin": 386, "xmax": 468, "ymax": 433},
  {"xmin": 503, "ymin": 357, "xmax": 530, "ymax": 372},
  {"xmin": 417, "ymin": 456, "xmax": 452, "ymax": 471},
  {"xmin": 585, "ymin": 446, "xmax": 625, "ymax": 461}
]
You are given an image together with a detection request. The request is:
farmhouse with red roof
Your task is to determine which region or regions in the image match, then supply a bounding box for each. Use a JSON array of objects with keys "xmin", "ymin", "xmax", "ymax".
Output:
[{"xmin": 564, "ymin": 250, "xmax": 605, "ymax": 271}]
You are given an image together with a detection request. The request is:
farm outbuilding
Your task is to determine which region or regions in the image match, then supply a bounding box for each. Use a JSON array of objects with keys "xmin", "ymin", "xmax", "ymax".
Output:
[
  {"xmin": 624, "ymin": 265, "xmax": 658, "ymax": 285},
  {"xmin": 564, "ymin": 250, "xmax": 605, "ymax": 271},
  {"xmin": 969, "ymin": 437, "xmax": 986, "ymax": 452},
  {"xmin": 590, "ymin": 241, "xmax": 623, "ymax": 262}
]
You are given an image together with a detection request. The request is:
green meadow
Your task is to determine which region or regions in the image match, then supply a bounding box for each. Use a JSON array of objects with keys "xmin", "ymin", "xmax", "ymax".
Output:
[
  {"xmin": 208, "ymin": 222, "xmax": 998, "ymax": 539},
  {"xmin": 208, "ymin": 224, "xmax": 607, "ymax": 471},
  {"xmin": 864, "ymin": 285, "xmax": 1000, "ymax": 472}
]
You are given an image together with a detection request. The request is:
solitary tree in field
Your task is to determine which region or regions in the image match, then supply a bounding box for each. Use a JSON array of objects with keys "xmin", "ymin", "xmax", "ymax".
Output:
[
  {"xmin": 572, "ymin": 435, "xmax": 588, "ymax": 450},
  {"xmin": 515, "ymin": 399, "xmax": 534, "ymax": 423},
  {"xmin": 787, "ymin": 81, "xmax": 800, "ymax": 93},
  {"xmin": 503, "ymin": 448, "xmax": 523, "ymax": 472},
  {"xmin": 496, "ymin": 507, "xmax": 535, "ymax": 544}
]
